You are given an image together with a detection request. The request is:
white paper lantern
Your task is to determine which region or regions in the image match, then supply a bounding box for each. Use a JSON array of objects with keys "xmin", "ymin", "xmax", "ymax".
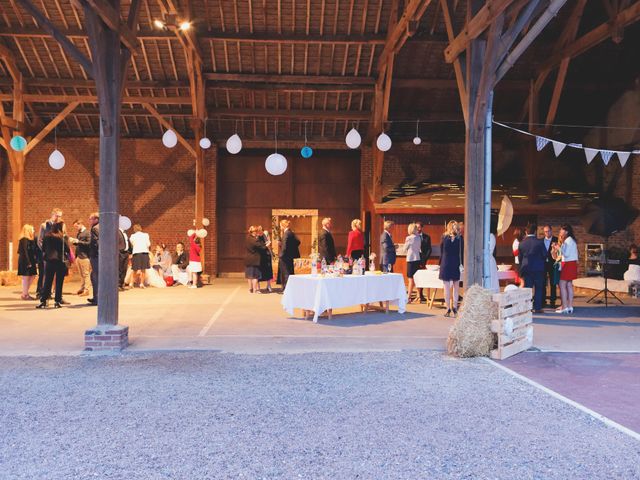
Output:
[
  {"xmin": 48, "ymin": 149, "xmax": 65, "ymax": 170},
  {"xmin": 196, "ymin": 228, "xmax": 208, "ymax": 238},
  {"xmin": 413, "ymin": 136, "xmax": 422, "ymax": 145},
  {"xmin": 187, "ymin": 229, "xmax": 195, "ymax": 236},
  {"xmin": 376, "ymin": 132, "xmax": 392, "ymax": 152},
  {"xmin": 119, "ymin": 215, "xmax": 132, "ymax": 230},
  {"xmin": 504, "ymin": 284, "xmax": 518, "ymax": 292},
  {"xmin": 226, "ymin": 133, "xmax": 242, "ymax": 154},
  {"xmin": 265, "ymin": 153, "xmax": 287, "ymax": 175},
  {"xmin": 199, "ymin": 137, "xmax": 212, "ymax": 149},
  {"xmin": 345, "ymin": 128, "xmax": 362, "ymax": 149},
  {"xmin": 526, "ymin": 326, "xmax": 534, "ymax": 343},
  {"xmin": 202, "ymin": 218, "xmax": 210, "ymax": 227},
  {"xmin": 504, "ymin": 318, "xmax": 514, "ymax": 336},
  {"xmin": 162, "ymin": 129, "xmax": 178, "ymax": 148}
]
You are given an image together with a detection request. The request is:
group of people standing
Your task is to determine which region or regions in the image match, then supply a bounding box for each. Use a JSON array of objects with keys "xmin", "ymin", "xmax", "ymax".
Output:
[
  {"xmin": 17, "ymin": 208, "xmax": 99, "ymax": 308},
  {"xmin": 17, "ymin": 208, "xmax": 206, "ymax": 308},
  {"xmin": 514, "ymin": 223, "xmax": 578, "ymax": 313}
]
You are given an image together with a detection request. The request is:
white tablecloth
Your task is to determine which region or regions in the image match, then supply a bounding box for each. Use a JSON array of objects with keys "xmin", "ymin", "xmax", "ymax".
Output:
[
  {"xmin": 281, "ymin": 273, "xmax": 407, "ymax": 322},
  {"xmin": 413, "ymin": 269, "xmax": 444, "ymax": 289}
]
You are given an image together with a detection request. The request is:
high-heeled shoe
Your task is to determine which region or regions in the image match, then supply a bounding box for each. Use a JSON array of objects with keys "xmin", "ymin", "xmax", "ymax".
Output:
[
  {"xmin": 567, "ymin": 307, "xmax": 573, "ymax": 314},
  {"xmin": 444, "ymin": 309, "xmax": 452, "ymax": 317},
  {"xmin": 54, "ymin": 302, "xmax": 62, "ymax": 308},
  {"xmin": 36, "ymin": 301, "xmax": 47, "ymax": 309}
]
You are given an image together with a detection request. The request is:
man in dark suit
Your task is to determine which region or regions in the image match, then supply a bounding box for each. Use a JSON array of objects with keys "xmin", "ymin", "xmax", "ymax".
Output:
[
  {"xmin": 518, "ymin": 223, "xmax": 546, "ymax": 313},
  {"xmin": 36, "ymin": 208, "xmax": 63, "ymax": 298},
  {"xmin": 416, "ymin": 221, "xmax": 432, "ymax": 302},
  {"xmin": 87, "ymin": 212, "xmax": 100, "ymax": 306},
  {"xmin": 278, "ymin": 219, "xmax": 300, "ymax": 290},
  {"xmin": 542, "ymin": 224, "xmax": 558, "ymax": 307},
  {"xmin": 118, "ymin": 228, "xmax": 131, "ymax": 291},
  {"xmin": 318, "ymin": 217, "xmax": 337, "ymax": 264},
  {"xmin": 380, "ymin": 220, "xmax": 396, "ymax": 272}
]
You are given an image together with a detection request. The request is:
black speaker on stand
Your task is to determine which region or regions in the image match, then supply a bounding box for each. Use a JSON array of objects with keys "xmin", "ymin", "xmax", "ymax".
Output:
[{"xmin": 581, "ymin": 197, "xmax": 638, "ymax": 307}]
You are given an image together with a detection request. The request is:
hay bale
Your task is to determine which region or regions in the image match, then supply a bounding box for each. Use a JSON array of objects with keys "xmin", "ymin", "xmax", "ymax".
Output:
[
  {"xmin": 0, "ymin": 270, "xmax": 19, "ymax": 286},
  {"xmin": 447, "ymin": 284, "xmax": 497, "ymax": 358}
]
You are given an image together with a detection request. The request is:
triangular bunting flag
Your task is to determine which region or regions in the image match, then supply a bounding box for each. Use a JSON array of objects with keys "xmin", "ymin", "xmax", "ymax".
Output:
[
  {"xmin": 536, "ymin": 136, "xmax": 550, "ymax": 151},
  {"xmin": 601, "ymin": 150, "xmax": 614, "ymax": 165},
  {"xmin": 584, "ymin": 148, "xmax": 599, "ymax": 164},
  {"xmin": 552, "ymin": 141, "xmax": 566, "ymax": 157},
  {"xmin": 617, "ymin": 151, "xmax": 631, "ymax": 167}
]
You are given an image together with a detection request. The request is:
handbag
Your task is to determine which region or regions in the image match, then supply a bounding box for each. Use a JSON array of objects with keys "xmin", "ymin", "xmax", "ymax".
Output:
[
  {"xmin": 62, "ymin": 237, "xmax": 72, "ymax": 270},
  {"xmin": 458, "ymin": 236, "xmax": 464, "ymax": 274}
]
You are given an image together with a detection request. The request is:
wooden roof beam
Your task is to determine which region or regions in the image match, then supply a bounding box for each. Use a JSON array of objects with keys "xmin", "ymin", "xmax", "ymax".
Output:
[
  {"xmin": 23, "ymin": 102, "xmax": 79, "ymax": 155},
  {"xmin": 0, "ymin": 27, "xmax": 388, "ymax": 44},
  {"xmin": 207, "ymin": 108, "xmax": 370, "ymax": 120},
  {"xmin": 0, "ymin": 93, "xmax": 192, "ymax": 104},
  {"xmin": 16, "ymin": 0, "xmax": 94, "ymax": 77},
  {"xmin": 444, "ymin": 0, "xmax": 516, "ymax": 63},
  {"xmin": 205, "ymin": 72, "xmax": 375, "ymax": 85},
  {"xmin": 538, "ymin": 0, "xmax": 640, "ymax": 73},
  {"xmin": 83, "ymin": 0, "xmax": 139, "ymax": 53},
  {"xmin": 377, "ymin": 0, "xmax": 433, "ymax": 75}
]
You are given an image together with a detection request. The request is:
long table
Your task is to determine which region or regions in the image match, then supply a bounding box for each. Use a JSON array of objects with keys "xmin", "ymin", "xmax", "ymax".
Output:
[{"xmin": 281, "ymin": 273, "xmax": 407, "ymax": 322}]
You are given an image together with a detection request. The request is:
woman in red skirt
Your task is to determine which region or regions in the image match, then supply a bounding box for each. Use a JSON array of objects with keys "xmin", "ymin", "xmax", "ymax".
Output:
[{"xmin": 557, "ymin": 224, "xmax": 578, "ymax": 313}]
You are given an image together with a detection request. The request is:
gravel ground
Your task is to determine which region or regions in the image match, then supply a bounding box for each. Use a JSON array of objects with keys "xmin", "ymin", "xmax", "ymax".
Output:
[{"xmin": 1, "ymin": 351, "xmax": 639, "ymax": 480}]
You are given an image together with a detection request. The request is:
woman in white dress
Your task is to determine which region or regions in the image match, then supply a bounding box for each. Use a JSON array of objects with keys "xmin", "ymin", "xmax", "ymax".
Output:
[{"xmin": 489, "ymin": 232, "xmax": 499, "ymax": 292}]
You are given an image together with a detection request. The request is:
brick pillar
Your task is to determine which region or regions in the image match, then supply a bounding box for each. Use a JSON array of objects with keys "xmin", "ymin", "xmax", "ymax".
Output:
[
  {"xmin": 84, "ymin": 324, "xmax": 129, "ymax": 351},
  {"xmin": 204, "ymin": 146, "xmax": 218, "ymax": 276}
]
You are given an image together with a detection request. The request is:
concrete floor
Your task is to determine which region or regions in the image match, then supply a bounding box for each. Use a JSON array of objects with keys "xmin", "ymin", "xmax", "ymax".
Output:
[{"xmin": 1, "ymin": 278, "xmax": 639, "ymax": 355}]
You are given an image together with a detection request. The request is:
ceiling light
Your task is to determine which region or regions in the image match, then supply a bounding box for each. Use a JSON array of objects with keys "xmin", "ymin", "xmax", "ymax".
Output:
[
  {"xmin": 179, "ymin": 21, "xmax": 191, "ymax": 31},
  {"xmin": 153, "ymin": 19, "xmax": 165, "ymax": 29}
]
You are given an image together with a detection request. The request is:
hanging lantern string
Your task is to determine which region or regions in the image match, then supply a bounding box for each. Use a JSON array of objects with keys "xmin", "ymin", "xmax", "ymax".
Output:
[
  {"xmin": 304, "ymin": 120, "xmax": 308, "ymax": 144},
  {"xmin": 274, "ymin": 119, "xmax": 278, "ymax": 153},
  {"xmin": 415, "ymin": 119, "xmax": 420, "ymax": 137}
]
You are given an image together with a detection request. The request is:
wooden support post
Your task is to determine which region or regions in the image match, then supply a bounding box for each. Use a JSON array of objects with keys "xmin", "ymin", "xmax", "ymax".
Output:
[
  {"xmin": 83, "ymin": 0, "xmax": 125, "ymax": 327},
  {"xmin": 193, "ymin": 119, "xmax": 206, "ymax": 269},
  {"xmin": 11, "ymin": 158, "xmax": 25, "ymax": 271},
  {"xmin": 463, "ymin": 38, "xmax": 487, "ymax": 287}
]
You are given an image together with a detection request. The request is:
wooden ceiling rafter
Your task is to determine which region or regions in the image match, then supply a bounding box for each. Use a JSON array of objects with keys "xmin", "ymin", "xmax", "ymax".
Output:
[
  {"xmin": 538, "ymin": 0, "xmax": 640, "ymax": 73},
  {"xmin": 444, "ymin": 0, "xmax": 516, "ymax": 63}
]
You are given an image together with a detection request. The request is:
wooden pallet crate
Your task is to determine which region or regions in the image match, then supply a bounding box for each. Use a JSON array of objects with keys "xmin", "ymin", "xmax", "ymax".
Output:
[{"xmin": 490, "ymin": 288, "xmax": 533, "ymax": 360}]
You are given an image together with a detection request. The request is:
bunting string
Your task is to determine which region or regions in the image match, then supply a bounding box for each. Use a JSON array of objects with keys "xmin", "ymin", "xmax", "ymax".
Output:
[{"xmin": 493, "ymin": 120, "xmax": 640, "ymax": 168}]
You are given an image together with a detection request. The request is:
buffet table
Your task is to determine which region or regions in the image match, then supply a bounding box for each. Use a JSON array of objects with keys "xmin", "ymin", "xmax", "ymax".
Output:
[{"xmin": 281, "ymin": 273, "xmax": 407, "ymax": 322}]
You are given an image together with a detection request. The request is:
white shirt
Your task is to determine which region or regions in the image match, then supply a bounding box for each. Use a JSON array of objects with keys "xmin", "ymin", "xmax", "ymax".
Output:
[
  {"xmin": 544, "ymin": 236, "xmax": 552, "ymax": 252},
  {"xmin": 129, "ymin": 231, "xmax": 150, "ymax": 254},
  {"xmin": 560, "ymin": 236, "xmax": 578, "ymax": 262}
]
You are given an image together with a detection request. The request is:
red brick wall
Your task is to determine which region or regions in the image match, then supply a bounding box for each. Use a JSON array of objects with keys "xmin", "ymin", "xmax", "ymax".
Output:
[
  {"xmin": 0, "ymin": 138, "xmax": 210, "ymax": 271},
  {"xmin": 0, "ymin": 150, "xmax": 10, "ymax": 269}
]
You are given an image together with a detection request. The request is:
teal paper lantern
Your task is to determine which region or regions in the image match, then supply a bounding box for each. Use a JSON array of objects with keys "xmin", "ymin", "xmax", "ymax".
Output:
[
  {"xmin": 301, "ymin": 145, "xmax": 313, "ymax": 158},
  {"xmin": 10, "ymin": 135, "xmax": 27, "ymax": 152}
]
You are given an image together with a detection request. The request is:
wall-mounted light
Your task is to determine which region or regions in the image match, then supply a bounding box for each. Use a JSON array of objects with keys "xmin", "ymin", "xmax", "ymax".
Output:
[
  {"xmin": 153, "ymin": 19, "xmax": 166, "ymax": 29},
  {"xmin": 179, "ymin": 21, "xmax": 192, "ymax": 31}
]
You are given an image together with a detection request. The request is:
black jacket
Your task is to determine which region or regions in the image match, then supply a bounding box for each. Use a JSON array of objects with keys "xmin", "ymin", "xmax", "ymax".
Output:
[
  {"xmin": 172, "ymin": 251, "xmax": 189, "ymax": 270},
  {"xmin": 318, "ymin": 229, "xmax": 337, "ymax": 264},
  {"xmin": 75, "ymin": 228, "xmax": 91, "ymax": 259},
  {"xmin": 419, "ymin": 232, "xmax": 432, "ymax": 263},
  {"xmin": 245, "ymin": 235, "xmax": 266, "ymax": 267},
  {"xmin": 89, "ymin": 223, "xmax": 99, "ymax": 259},
  {"xmin": 543, "ymin": 236, "xmax": 558, "ymax": 265},
  {"xmin": 43, "ymin": 235, "xmax": 69, "ymax": 262},
  {"xmin": 518, "ymin": 235, "xmax": 546, "ymax": 274},
  {"xmin": 279, "ymin": 229, "xmax": 301, "ymax": 260}
]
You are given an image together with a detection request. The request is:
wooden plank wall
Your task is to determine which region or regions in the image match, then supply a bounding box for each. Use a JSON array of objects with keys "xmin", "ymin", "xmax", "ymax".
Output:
[{"xmin": 217, "ymin": 149, "xmax": 360, "ymax": 272}]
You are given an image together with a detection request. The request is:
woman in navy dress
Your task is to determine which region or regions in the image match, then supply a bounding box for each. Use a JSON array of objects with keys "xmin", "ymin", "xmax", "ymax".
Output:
[{"xmin": 439, "ymin": 221, "xmax": 463, "ymax": 317}]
